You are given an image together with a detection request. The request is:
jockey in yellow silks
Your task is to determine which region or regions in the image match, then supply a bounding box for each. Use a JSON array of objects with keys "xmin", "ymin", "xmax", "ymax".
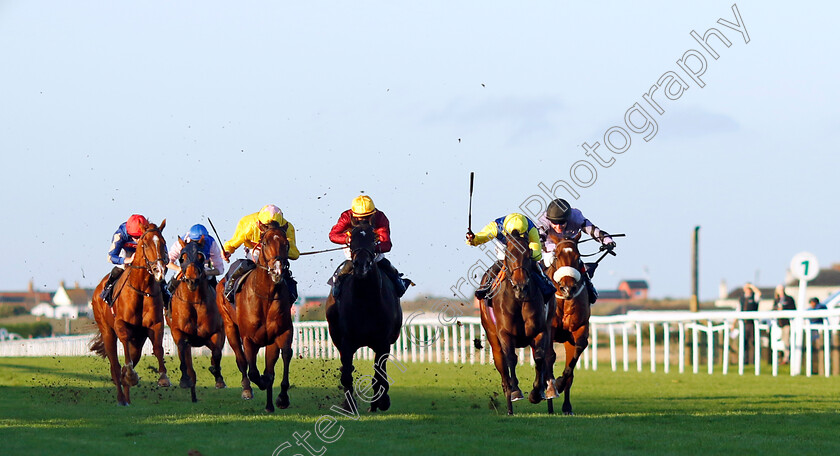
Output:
[
  {"xmin": 465, "ymin": 213, "xmax": 555, "ymax": 303},
  {"xmin": 221, "ymin": 204, "xmax": 300, "ymax": 303},
  {"xmin": 222, "ymin": 204, "xmax": 300, "ymax": 262}
]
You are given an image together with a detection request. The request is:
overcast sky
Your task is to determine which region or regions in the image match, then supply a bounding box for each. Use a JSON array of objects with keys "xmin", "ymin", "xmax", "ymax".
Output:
[{"xmin": 1, "ymin": 1, "xmax": 838, "ymax": 302}]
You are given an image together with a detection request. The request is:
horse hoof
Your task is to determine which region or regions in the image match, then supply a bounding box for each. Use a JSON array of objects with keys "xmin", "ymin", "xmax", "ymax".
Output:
[
  {"xmin": 265, "ymin": 405, "xmax": 275, "ymax": 413},
  {"xmin": 215, "ymin": 381, "xmax": 227, "ymax": 389},
  {"xmin": 376, "ymin": 395, "xmax": 391, "ymax": 411},
  {"xmin": 179, "ymin": 379, "xmax": 191, "ymax": 389},
  {"xmin": 158, "ymin": 377, "xmax": 171, "ymax": 388},
  {"xmin": 528, "ymin": 390, "xmax": 543, "ymax": 404},
  {"xmin": 276, "ymin": 395, "xmax": 290, "ymax": 409},
  {"xmin": 242, "ymin": 390, "xmax": 253, "ymax": 400},
  {"xmin": 510, "ymin": 390, "xmax": 524, "ymax": 402},
  {"xmin": 564, "ymin": 410, "xmax": 574, "ymax": 416}
]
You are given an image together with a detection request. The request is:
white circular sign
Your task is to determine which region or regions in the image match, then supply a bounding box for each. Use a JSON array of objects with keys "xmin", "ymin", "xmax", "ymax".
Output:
[{"xmin": 790, "ymin": 252, "xmax": 819, "ymax": 282}]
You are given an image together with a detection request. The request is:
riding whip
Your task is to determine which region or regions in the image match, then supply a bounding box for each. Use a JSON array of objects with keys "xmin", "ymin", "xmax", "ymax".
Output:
[
  {"xmin": 207, "ymin": 217, "xmax": 229, "ymax": 263},
  {"xmin": 468, "ymin": 172, "xmax": 475, "ymax": 235}
]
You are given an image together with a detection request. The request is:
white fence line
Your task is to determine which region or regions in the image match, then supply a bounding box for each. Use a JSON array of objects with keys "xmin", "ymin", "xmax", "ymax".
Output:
[{"xmin": 2, "ymin": 310, "xmax": 838, "ymax": 377}]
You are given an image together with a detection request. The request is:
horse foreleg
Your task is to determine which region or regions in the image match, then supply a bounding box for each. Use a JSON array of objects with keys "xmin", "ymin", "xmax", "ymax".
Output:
[
  {"xmin": 559, "ymin": 331, "xmax": 588, "ymax": 416},
  {"xmin": 224, "ymin": 323, "xmax": 252, "ymax": 399},
  {"xmin": 545, "ymin": 342, "xmax": 558, "ymax": 414},
  {"xmin": 173, "ymin": 332, "xmax": 197, "ymax": 402},
  {"xmin": 527, "ymin": 331, "xmax": 550, "ymax": 405},
  {"xmin": 102, "ymin": 329, "xmax": 128, "ymax": 405},
  {"xmin": 338, "ymin": 348, "xmax": 357, "ymax": 412},
  {"xmin": 497, "ymin": 335, "xmax": 522, "ymax": 415},
  {"xmin": 149, "ymin": 322, "xmax": 170, "ymax": 387},
  {"xmin": 274, "ymin": 332, "xmax": 293, "ymax": 410},
  {"xmin": 370, "ymin": 350, "xmax": 392, "ymax": 412},
  {"xmin": 262, "ymin": 343, "xmax": 279, "ymax": 413},
  {"xmin": 208, "ymin": 332, "xmax": 227, "ymax": 389},
  {"xmin": 243, "ymin": 338, "xmax": 265, "ymax": 391}
]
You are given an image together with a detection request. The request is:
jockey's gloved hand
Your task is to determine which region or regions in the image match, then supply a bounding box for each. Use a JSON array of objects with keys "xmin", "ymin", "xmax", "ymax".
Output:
[{"xmin": 600, "ymin": 241, "xmax": 617, "ymax": 252}]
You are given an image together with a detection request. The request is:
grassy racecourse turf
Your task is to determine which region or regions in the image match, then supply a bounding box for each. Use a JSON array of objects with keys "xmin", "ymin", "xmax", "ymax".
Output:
[{"xmin": 0, "ymin": 356, "xmax": 838, "ymax": 456}]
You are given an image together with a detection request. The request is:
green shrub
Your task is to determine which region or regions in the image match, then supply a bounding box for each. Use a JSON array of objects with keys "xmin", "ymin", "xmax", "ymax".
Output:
[{"xmin": 1, "ymin": 321, "xmax": 53, "ymax": 338}]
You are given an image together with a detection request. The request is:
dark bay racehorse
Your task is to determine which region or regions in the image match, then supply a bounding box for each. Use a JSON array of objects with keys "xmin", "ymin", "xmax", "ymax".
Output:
[
  {"xmin": 477, "ymin": 231, "xmax": 554, "ymax": 415},
  {"xmin": 325, "ymin": 221, "xmax": 402, "ymax": 413},
  {"xmin": 216, "ymin": 221, "xmax": 294, "ymax": 412},
  {"xmin": 89, "ymin": 220, "xmax": 171, "ymax": 405},
  {"xmin": 168, "ymin": 237, "xmax": 226, "ymax": 402},
  {"xmin": 544, "ymin": 233, "xmax": 591, "ymax": 415}
]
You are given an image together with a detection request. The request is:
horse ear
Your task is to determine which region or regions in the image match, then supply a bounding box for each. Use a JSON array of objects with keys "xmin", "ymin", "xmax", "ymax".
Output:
[
  {"xmin": 511, "ymin": 229, "xmax": 519, "ymax": 237},
  {"xmin": 198, "ymin": 235, "xmax": 205, "ymax": 246},
  {"xmin": 178, "ymin": 236, "xmax": 186, "ymax": 248},
  {"xmin": 159, "ymin": 219, "xmax": 166, "ymax": 231},
  {"xmin": 258, "ymin": 221, "xmax": 267, "ymax": 233},
  {"xmin": 280, "ymin": 223, "xmax": 288, "ymax": 233}
]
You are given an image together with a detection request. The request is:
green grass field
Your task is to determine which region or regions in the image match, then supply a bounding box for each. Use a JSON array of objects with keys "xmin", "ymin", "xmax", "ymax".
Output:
[{"xmin": 1, "ymin": 355, "xmax": 838, "ymax": 456}]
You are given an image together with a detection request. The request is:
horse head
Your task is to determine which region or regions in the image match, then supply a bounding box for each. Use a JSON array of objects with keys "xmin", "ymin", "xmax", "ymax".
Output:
[
  {"xmin": 135, "ymin": 219, "xmax": 168, "ymax": 282},
  {"xmin": 349, "ymin": 221, "xmax": 377, "ymax": 278},
  {"xmin": 504, "ymin": 230, "xmax": 533, "ymax": 301},
  {"xmin": 552, "ymin": 233, "xmax": 584, "ymax": 300},
  {"xmin": 178, "ymin": 236, "xmax": 206, "ymax": 291},
  {"xmin": 257, "ymin": 220, "xmax": 290, "ymax": 284}
]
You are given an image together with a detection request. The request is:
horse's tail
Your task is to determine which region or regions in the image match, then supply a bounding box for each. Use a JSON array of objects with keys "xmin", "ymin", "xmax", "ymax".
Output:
[{"xmin": 88, "ymin": 331, "xmax": 107, "ymax": 358}]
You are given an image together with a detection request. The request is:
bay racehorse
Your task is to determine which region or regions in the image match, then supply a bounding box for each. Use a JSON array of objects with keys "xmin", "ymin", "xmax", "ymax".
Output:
[
  {"xmin": 167, "ymin": 237, "xmax": 226, "ymax": 402},
  {"xmin": 477, "ymin": 230, "xmax": 554, "ymax": 415},
  {"xmin": 544, "ymin": 232, "xmax": 590, "ymax": 415},
  {"xmin": 216, "ymin": 220, "xmax": 294, "ymax": 412},
  {"xmin": 89, "ymin": 220, "xmax": 171, "ymax": 405},
  {"xmin": 325, "ymin": 221, "xmax": 402, "ymax": 413}
]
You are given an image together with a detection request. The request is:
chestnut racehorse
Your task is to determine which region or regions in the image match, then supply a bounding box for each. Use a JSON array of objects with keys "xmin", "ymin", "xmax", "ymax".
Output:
[
  {"xmin": 89, "ymin": 220, "xmax": 171, "ymax": 405},
  {"xmin": 325, "ymin": 221, "xmax": 402, "ymax": 413},
  {"xmin": 216, "ymin": 221, "xmax": 294, "ymax": 413},
  {"xmin": 477, "ymin": 230, "xmax": 554, "ymax": 415},
  {"xmin": 168, "ymin": 237, "xmax": 226, "ymax": 402},
  {"xmin": 544, "ymin": 233, "xmax": 590, "ymax": 415}
]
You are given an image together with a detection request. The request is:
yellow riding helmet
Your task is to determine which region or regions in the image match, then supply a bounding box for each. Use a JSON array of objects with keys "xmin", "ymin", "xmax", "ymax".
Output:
[
  {"xmin": 502, "ymin": 213, "xmax": 529, "ymax": 235},
  {"xmin": 258, "ymin": 204, "xmax": 284, "ymax": 224},
  {"xmin": 351, "ymin": 195, "xmax": 376, "ymax": 217}
]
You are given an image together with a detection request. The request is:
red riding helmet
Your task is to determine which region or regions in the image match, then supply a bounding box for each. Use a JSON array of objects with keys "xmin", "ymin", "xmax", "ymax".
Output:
[{"xmin": 126, "ymin": 214, "xmax": 149, "ymax": 237}]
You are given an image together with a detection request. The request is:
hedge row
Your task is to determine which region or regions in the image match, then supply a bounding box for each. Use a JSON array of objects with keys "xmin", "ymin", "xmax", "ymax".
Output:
[{"xmin": 0, "ymin": 322, "xmax": 53, "ymax": 338}]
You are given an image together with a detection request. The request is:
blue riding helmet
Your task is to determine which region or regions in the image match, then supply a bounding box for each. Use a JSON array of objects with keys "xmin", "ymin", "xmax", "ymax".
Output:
[{"xmin": 187, "ymin": 224, "xmax": 210, "ymax": 242}]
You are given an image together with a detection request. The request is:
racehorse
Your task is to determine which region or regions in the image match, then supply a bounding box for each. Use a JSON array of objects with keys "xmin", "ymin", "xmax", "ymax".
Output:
[
  {"xmin": 325, "ymin": 221, "xmax": 402, "ymax": 413},
  {"xmin": 168, "ymin": 237, "xmax": 227, "ymax": 402},
  {"xmin": 89, "ymin": 220, "xmax": 171, "ymax": 405},
  {"xmin": 544, "ymin": 232, "xmax": 591, "ymax": 415},
  {"xmin": 216, "ymin": 220, "xmax": 294, "ymax": 413},
  {"xmin": 477, "ymin": 230, "xmax": 554, "ymax": 415}
]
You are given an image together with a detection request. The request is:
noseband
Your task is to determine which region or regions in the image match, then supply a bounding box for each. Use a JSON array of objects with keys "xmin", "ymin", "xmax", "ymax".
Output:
[{"xmin": 553, "ymin": 239, "xmax": 584, "ymax": 300}]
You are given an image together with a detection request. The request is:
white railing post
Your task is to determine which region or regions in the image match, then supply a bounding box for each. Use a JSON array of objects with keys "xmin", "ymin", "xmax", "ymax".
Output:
[{"xmin": 663, "ymin": 322, "xmax": 670, "ymax": 374}]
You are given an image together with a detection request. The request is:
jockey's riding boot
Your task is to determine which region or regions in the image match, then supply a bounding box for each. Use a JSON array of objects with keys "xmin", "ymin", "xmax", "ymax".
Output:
[
  {"xmin": 330, "ymin": 260, "xmax": 353, "ymax": 298},
  {"xmin": 100, "ymin": 267, "xmax": 123, "ymax": 306},
  {"xmin": 165, "ymin": 278, "xmax": 180, "ymax": 310},
  {"xmin": 378, "ymin": 258, "xmax": 411, "ymax": 298},
  {"xmin": 532, "ymin": 262, "xmax": 557, "ymax": 304},
  {"xmin": 159, "ymin": 280, "xmax": 171, "ymax": 310},
  {"xmin": 223, "ymin": 261, "xmax": 251, "ymax": 304},
  {"xmin": 475, "ymin": 261, "xmax": 503, "ymax": 301},
  {"xmin": 286, "ymin": 274, "xmax": 299, "ymax": 302},
  {"xmin": 585, "ymin": 275, "xmax": 598, "ymax": 305},
  {"xmin": 578, "ymin": 260, "xmax": 597, "ymax": 304}
]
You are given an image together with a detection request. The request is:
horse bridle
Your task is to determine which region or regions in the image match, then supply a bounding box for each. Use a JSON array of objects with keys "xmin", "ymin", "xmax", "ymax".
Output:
[
  {"xmin": 129, "ymin": 228, "xmax": 168, "ymax": 274},
  {"xmin": 553, "ymin": 239, "xmax": 584, "ymax": 300},
  {"xmin": 504, "ymin": 236, "xmax": 532, "ymax": 289},
  {"xmin": 255, "ymin": 227, "xmax": 290, "ymax": 281}
]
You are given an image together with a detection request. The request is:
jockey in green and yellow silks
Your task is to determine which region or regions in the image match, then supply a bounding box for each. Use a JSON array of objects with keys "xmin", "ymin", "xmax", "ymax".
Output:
[{"xmin": 466, "ymin": 213, "xmax": 555, "ymax": 303}]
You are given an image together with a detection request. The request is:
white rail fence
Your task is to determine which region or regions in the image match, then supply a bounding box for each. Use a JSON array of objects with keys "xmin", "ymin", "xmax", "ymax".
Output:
[{"xmin": 2, "ymin": 310, "xmax": 838, "ymax": 377}]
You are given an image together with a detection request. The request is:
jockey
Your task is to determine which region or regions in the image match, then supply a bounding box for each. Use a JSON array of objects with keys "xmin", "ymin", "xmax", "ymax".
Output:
[
  {"xmin": 100, "ymin": 214, "xmax": 170, "ymax": 306},
  {"xmin": 221, "ymin": 205, "xmax": 300, "ymax": 302},
  {"xmin": 328, "ymin": 195, "xmax": 411, "ymax": 298},
  {"xmin": 166, "ymin": 224, "xmax": 225, "ymax": 296},
  {"xmin": 465, "ymin": 213, "xmax": 556, "ymax": 304},
  {"xmin": 537, "ymin": 198, "xmax": 615, "ymax": 304}
]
